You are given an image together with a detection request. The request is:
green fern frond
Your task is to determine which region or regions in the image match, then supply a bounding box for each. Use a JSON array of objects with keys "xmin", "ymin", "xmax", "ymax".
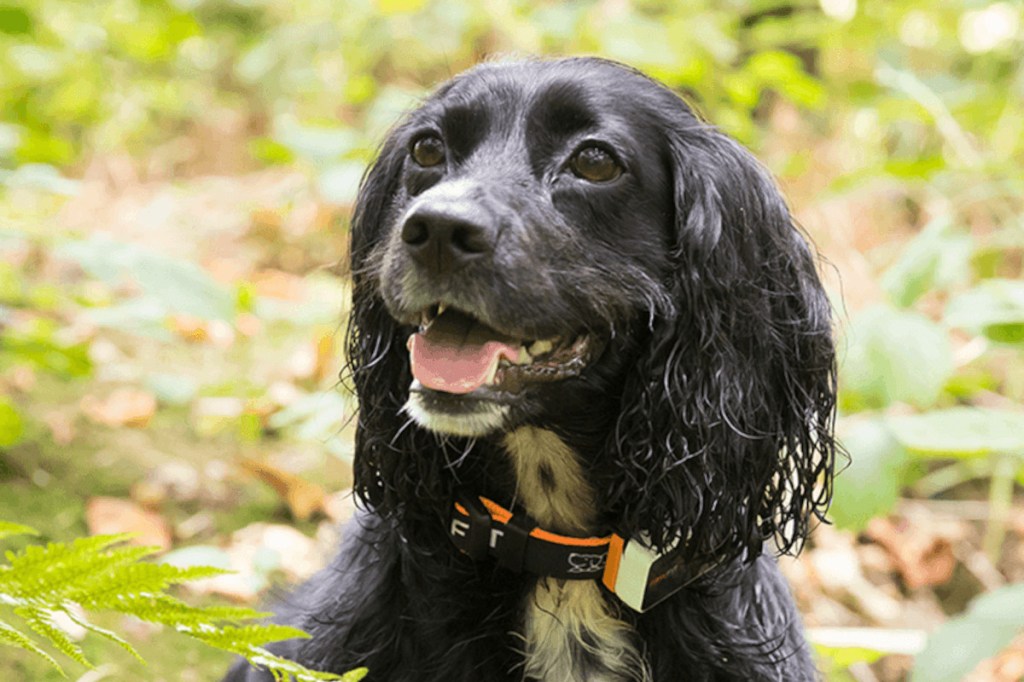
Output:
[
  {"xmin": 0, "ymin": 522, "xmax": 38, "ymax": 541},
  {"xmin": 16, "ymin": 606, "xmax": 91, "ymax": 669},
  {"xmin": 186, "ymin": 623, "xmax": 312, "ymax": 650},
  {"xmin": 0, "ymin": 619, "xmax": 63, "ymax": 675},
  {"xmin": 183, "ymin": 623, "xmax": 359, "ymax": 681},
  {"xmin": 0, "ymin": 524, "xmax": 363, "ymax": 680},
  {"xmin": 75, "ymin": 560, "xmax": 229, "ymax": 610},
  {"xmin": 65, "ymin": 610, "xmax": 144, "ymax": 664},
  {"xmin": 2, "ymin": 533, "xmax": 141, "ymax": 602}
]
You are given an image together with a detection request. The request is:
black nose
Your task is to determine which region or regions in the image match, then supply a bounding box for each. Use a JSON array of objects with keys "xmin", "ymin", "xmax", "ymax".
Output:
[{"xmin": 401, "ymin": 203, "xmax": 495, "ymax": 277}]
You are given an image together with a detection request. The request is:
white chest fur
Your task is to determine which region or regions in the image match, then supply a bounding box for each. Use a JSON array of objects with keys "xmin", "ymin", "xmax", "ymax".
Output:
[{"xmin": 503, "ymin": 428, "xmax": 648, "ymax": 682}]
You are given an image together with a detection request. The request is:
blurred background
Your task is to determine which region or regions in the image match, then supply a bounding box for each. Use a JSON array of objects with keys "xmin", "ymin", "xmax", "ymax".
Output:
[{"xmin": 1, "ymin": 0, "xmax": 1022, "ymax": 680}]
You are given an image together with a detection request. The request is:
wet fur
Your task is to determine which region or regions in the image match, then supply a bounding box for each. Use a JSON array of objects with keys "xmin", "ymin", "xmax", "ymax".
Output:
[{"xmin": 224, "ymin": 57, "xmax": 836, "ymax": 681}]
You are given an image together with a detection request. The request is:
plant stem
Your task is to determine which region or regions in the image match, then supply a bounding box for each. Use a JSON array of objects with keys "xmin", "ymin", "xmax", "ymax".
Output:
[{"xmin": 983, "ymin": 454, "xmax": 1017, "ymax": 563}]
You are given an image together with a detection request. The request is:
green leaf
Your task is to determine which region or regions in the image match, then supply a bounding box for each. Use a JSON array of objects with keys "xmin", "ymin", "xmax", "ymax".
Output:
[
  {"xmin": 0, "ymin": 521, "xmax": 38, "ymax": 540},
  {"xmin": 839, "ymin": 306, "xmax": 953, "ymax": 412},
  {"xmin": 968, "ymin": 583, "xmax": 1024, "ymax": 623},
  {"xmin": 0, "ymin": 5, "xmax": 32, "ymax": 34},
  {"xmin": 912, "ymin": 584, "xmax": 1024, "ymax": 682},
  {"xmin": 145, "ymin": 373, "xmax": 199, "ymax": 406},
  {"xmin": 813, "ymin": 642, "xmax": 885, "ymax": 669},
  {"xmin": 888, "ymin": 407, "xmax": 1024, "ymax": 458},
  {"xmin": 57, "ymin": 237, "xmax": 234, "ymax": 321},
  {"xmin": 0, "ymin": 396, "xmax": 25, "ymax": 448},
  {"xmin": 82, "ymin": 299, "xmax": 172, "ymax": 340},
  {"xmin": 275, "ymin": 122, "xmax": 360, "ymax": 164},
  {"xmin": 0, "ymin": 164, "xmax": 79, "ymax": 195},
  {"xmin": 745, "ymin": 50, "xmax": 826, "ymax": 109},
  {"xmin": 946, "ymin": 279, "xmax": 1024, "ymax": 346},
  {"xmin": 830, "ymin": 419, "xmax": 908, "ymax": 530},
  {"xmin": 881, "ymin": 216, "xmax": 972, "ymax": 307},
  {"xmin": 317, "ymin": 161, "xmax": 367, "ymax": 206},
  {"xmin": 1, "ymin": 322, "xmax": 92, "ymax": 378},
  {"xmin": 912, "ymin": 618, "xmax": 1018, "ymax": 682},
  {"xmin": 598, "ymin": 15, "xmax": 680, "ymax": 72},
  {"xmin": 249, "ymin": 137, "xmax": 295, "ymax": 165},
  {"xmin": 132, "ymin": 256, "xmax": 235, "ymax": 321}
]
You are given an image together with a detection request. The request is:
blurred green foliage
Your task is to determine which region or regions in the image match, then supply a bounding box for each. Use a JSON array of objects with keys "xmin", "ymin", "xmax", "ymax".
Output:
[{"xmin": 1, "ymin": 0, "xmax": 1023, "ymax": 679}]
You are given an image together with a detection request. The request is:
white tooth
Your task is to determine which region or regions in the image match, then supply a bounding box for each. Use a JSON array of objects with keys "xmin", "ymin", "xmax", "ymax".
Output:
[
  {"xmin": 517, "ymin": 347, "xmax": 531, "ymax": 364},
  {"xmin": 437, "ymin": 303, "xmax": 447, "ymax": 315},
  {"xmin": 528, "ymin": 339, "xmax": 554, "ymax": 356},
  {"xmin": 485, "ymin": 356, "xmax": 500, "ymax": 384}
]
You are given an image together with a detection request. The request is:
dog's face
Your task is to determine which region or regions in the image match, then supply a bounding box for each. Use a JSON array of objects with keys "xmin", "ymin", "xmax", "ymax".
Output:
[
  {"xmin": 368, "ymin": 60, "xmax": 681, "ymax": 437},
  {"xmin": 350, "ymin": 58, "xmax": 836, "ymax": 560}
]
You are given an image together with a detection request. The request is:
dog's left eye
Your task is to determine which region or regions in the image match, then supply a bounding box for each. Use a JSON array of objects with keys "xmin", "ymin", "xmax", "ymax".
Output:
[
  {"xmin": 570, "ymin": 145, "xmax": 621, "ymax": 183},
  {"xmin": 411, "ymin": 135, "xmax": 446, "ymax": 168}
]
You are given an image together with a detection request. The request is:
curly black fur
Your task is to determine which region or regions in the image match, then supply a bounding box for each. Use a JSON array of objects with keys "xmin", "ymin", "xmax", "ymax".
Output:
[{"xmin": 224, "ymin": 57, "xmax": 837, "ymax": 682}]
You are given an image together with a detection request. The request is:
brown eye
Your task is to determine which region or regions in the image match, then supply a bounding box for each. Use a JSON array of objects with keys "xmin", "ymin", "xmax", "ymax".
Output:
[
  {"xmin": 570, "ymin": 145, "xmax": 621, "ymax": 182},
  {"xmin": 411, "ymin": 135, "xmax": 445, "ymax": 167}
]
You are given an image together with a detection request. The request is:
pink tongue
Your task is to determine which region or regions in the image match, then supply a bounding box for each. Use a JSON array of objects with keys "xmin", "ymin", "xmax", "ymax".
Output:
[{"xmin": 408, "ymin": 310, "xmax": 521, "ymax": 394}]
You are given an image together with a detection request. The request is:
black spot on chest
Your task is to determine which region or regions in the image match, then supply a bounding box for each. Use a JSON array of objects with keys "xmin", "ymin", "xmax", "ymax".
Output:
[{"xmin": 536, "ymin": 463, "xmax": 557, "ymax": 493}]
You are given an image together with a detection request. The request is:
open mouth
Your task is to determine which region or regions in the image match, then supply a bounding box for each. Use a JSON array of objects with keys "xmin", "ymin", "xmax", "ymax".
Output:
[{"xmin": 406, "ymin": 305, "xmax": 599, "ymax": 396}]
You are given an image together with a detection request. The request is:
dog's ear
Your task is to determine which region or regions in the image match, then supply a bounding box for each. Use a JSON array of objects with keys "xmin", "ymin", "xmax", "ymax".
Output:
[
  {"xmin": 345, "ymin": 132, "xmax": 408, "ymax": 512},
  {"xmin": 606, "ymin": 121, "xmax": 837, "ymax": 566},
  {"xmin": 345, "ymin": 131, "xmax": 456, "ymax": 522}
]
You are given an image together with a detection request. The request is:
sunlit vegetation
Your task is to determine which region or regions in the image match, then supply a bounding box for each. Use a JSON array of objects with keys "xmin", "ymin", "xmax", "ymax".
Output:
[{"xmin": 1, "ymin": 1, "xmax": 1022, "ymax": 679}]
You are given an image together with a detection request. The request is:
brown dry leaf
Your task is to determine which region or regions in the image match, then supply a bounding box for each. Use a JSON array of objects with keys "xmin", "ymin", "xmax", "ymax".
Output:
[
  {"xmin": 248, "ymin": 206, "xmax": 284, "ymax": 239},
  {"xmin": 169, "ymin": 314, "xmax": 210, "ymax": 343},
  {"xmin": 313, "ymin": 333, "xmax": 337, "ymax": 383},
  {"xmin": 866, "ymin": 517, "xmax": 958, "ymax": 589},
  {"xmin": 282, "ymin": 333, "xmax": 337, "ymax": 385},
  {"xmin": 85, "ymin": 496, "xmax": 172, "ymax": 550},
  {"xmin": 43, "ymin": 410, "xmax": 76, "ymax": 445},
  {"xmin": 235, "ymin": 313, "xmax": 263, "ymax": 338},
  {"xmin": 286, "ymin": 334, "xmax": 337, "ymax": 383},
  {"xmin": 80, "ymin": 388, "xmax": 157, "ymax": 428},
  {"xmin": 322, "ymin": 489, "xmax": 358, "ymax": 525},
  {"xmin": 966, "ymin": 634, "xmax": 1024, "ymax": 682},
  {"xmin": 239, "ymin": 458, "xmax": 327, "ymax": 521},
  {"xmin": 252, "ymin": 268, "xmax": 306, "ymax": 301},
  {"xmin": 8, "ymin": 365, "xmax": 37, "ymax": 392},
  {"xmin": 204, "ymin": 255, "xmax": 250, "ymax": 284},
  {"xmin": 183, "ymin": 522, "xmax": 322, "ymax": 602}
]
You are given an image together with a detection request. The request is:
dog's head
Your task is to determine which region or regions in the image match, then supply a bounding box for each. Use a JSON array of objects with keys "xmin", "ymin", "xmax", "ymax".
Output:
[{"xmin": 347, "ymin": 58, "xmax": 836, "ymax": 564}]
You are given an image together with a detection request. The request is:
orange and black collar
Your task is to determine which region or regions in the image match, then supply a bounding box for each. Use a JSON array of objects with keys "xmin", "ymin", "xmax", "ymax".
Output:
[{"xmin": 448, "ymin": 494, "xmax": 626, "ymax": 591}]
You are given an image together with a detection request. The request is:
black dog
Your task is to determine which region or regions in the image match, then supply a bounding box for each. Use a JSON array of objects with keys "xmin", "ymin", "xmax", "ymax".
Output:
[{"xmin": 225, "ymin": 57, "xmax": 836, "ymax": 682}]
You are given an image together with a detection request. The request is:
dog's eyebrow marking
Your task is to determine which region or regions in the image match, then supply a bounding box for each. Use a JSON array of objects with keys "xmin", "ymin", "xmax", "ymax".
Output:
[
  {"xmin": 527, "ymin": 80, "xmax": 600, "ymax": 138},
  {"xmin": 441, "ymin": 102, "xmax": 491, "ymax": 160}
]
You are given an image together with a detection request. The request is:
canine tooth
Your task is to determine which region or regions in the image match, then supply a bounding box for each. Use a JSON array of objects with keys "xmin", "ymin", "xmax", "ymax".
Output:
[
  {"xmin": 517, "ymin": 347, "xmax": 531, "ymax": 364},
  {"xmin": 485, "ymin": 356, "xmax": 500, "ymax": 384},
  {"xmin": 528, "ymin": 339, "xmax": 554, "ymax": 356},
  {"xmin": 437, "ymin": 303, "xmax": 447, "ymax": 315}
]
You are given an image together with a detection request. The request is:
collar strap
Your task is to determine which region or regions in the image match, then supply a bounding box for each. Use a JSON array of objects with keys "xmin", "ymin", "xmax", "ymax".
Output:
[
  {"xmin": 448, "ymin": 494, "xmax": 715, "ymax": 612},
  {"xmin": 449, "ymin": 494, "xmax": 621, "ymax": 581}
]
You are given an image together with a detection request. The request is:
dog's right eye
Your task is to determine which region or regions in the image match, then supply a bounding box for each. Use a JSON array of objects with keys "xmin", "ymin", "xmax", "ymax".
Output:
[
  {"xmin": 411, "ymin": 135, "xmax": 446, "ymax": 167},
  {"xmin": 570, "ymin": 145, "xmax": 621, "ymax": 183}
]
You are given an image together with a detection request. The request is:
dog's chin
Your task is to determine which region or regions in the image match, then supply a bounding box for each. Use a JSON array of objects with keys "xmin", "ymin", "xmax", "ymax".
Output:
[{"xmin": 403, "ymin": 384, "xmax": 513, "ymax": 437}]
